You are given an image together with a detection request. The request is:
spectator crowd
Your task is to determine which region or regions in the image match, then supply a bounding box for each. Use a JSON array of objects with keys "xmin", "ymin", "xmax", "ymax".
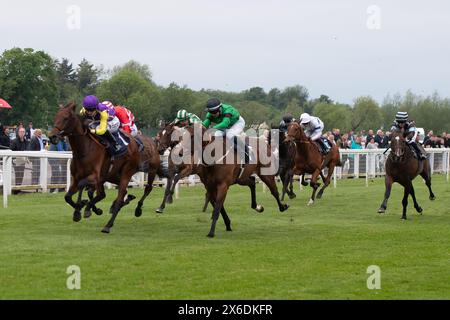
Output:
[{"xmin": 1, "ymin": 121, "xmax": 69, "ymax": 194}]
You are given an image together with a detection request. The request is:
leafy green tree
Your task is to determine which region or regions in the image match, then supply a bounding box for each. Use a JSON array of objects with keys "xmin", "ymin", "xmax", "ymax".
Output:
[
  {"xmin": 282, "ymin": 98, "xmax": 303, "ymax": 119},
  {"xmin": 55, "ymin": 58, "xmax": 78, "ymax": 103},
  {"xmin": 96, "ymin": 67, "xmax": 161, "ymax": 128},
  {"xmin": 266, "ymin": 88, "xmax": 283, "ymax": 110},
  {"xmin": 351, "ymin": 96, "xmax": 383, "ymax": 131},
  {"xmin": 237, "ymin": 101, "xmax": 274, "ymax": 127},
  {"xmin": 280, "ymin": 85, "xmax": 309, "ymax": 109},
  {"xmin": 243, "ymin": 87, "xmax": 266, "ymax": 103},
  {"xmin": 160, "ymin": 83, "xmax": 196, "ymax": 121},
  {"xmin": 76, "ymin": 58, "xmax": 100, "ymax": 96},
  {"xmin": 112, "ymin": 60, "xmax": 152, "ymax": 82},
  {"xmin": 313, "ymin": 102, "xmax": 352, "ymax": 132},
  {"xmin": 0, "ymin": 48, "xmax": 57, "ymax": 127}
]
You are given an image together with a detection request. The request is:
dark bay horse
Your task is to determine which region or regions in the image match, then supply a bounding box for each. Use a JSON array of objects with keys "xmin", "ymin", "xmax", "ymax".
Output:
[
  {"xmin": 181, "ymin": 124, "xmax": 289, "ymax": 237},
  {"xmin": 378, "ymin": 132, "xmax": 435, "ymax": 220},
  {"xmin": 285, "ymin": 122, "xmax": 341, "ymax": 206},
  {"xmin": 270, "ymin": 128, "xmax": 297, "ymax": 201},
  {"xmin": 49, "ymin": 102, "xmax": 161, "ymax": 233},
  {"xmin": 155, "ymin": 123, "xmax": 196, "ymax": 214}
]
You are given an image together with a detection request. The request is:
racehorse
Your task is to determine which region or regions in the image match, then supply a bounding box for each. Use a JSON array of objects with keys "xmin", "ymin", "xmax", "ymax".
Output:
[
  {"xmin": 181, "ymin": 123, "xmax": 289, "ymax": 237},
  {"xmin": 49, "ymin": 102, "xmax": 161, "ymax": 233},
  {"xmin": 285, "ymin": 122, "xmax": 341, "ymax": 206},
  {"xmin": 377, "ymin": 131, "xmax": 435, "ymax": 220},
  {"xmin": 269, "ymin": 127, "xmax": 297, "ymax": 201}
]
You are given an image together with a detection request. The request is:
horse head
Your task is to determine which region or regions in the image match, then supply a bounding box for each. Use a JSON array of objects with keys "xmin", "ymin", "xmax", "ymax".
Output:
[
  {"xmin": 390, "ymin": 132, "xmax": 407, "ymax": 162},
  {"xmin": 156, "ymin": 122, "xmax": 177, "ymax": 155},
  {"xmin": 49, "ymin": 102, "xmax": 82, "ymax": 145},
  {"xmin": 284, "ymin": 122, "xmax": 307, "ymax": 143}
]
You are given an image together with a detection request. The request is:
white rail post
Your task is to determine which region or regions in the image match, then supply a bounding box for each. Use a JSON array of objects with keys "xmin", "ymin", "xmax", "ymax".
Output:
[
  {"xmin": 3, "ymin": 156, "xmax": 9, "ymax": 208},
  {"xmin": 66, "ymin": 158, "xmax": 72, "ymax": 192},
  {"xmin": 6, "ymin": 156, "xmax": 12, "ymax": 196},
  {"xmin": 40, "ymin": 156, "xmax": 48, "ymax": 193},
  {"xmin": 365, "ymin": 152, "xmax": 369, "ymax": 187},
  {"xmin": 446, "ymin": 149, "xmax": 449, "ymax": 183},
  {"xmin": 354, "ymin": 154, "xmax": 360, "ymax": 179},
  {"xmin": 333, "ymin": 167, "xmax": 337, "ymax": 188},
  {"xmin": 175, "ymin": 180, "xmax": 180, "ymax": 199},
  {"xmin": 430, "ymin": 152, "xmax": 435, "ymax": 175}
]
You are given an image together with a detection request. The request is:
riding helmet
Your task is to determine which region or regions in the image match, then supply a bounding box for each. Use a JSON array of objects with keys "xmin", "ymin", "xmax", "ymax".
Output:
[
  {"xmin": 176, "ymin": 109, "xmax": 188, "ymax": 122},
  {"xmin": 396, "ymin": 111, "xmax": 409, "ymax": 123},
  {"xmin": 300, "ymin": 113, "xmax": 312, "ymax": 124},
  {"xmin": 83, "ymin": 95, "xmax": 99, "ymax": 110},
  {"xmin": 206, "ymin": 98, "xmax": 222, "ymax": 112}
]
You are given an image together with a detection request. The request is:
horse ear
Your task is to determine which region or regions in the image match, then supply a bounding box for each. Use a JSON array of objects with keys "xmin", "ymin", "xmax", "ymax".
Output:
[{"xmin": 65, "ymin": 102, "xmax": 76, "ymax": 112}]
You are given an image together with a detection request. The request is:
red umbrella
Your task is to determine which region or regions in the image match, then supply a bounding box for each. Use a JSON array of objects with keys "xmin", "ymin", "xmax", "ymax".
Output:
[{"xmin": 0, "ymin": 98, "xmax": 12, "ymax": 109}]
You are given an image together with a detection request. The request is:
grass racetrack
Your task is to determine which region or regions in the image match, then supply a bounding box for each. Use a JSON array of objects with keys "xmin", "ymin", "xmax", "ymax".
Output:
[{"xmin": 1, "ymin": 177, "xmax": 449, "ymax": 300}]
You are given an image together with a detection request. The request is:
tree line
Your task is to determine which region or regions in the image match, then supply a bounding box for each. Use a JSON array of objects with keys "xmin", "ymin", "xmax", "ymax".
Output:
[{"xmin": 1, "ymin": 48, "xmax": 450, "ymax": 134}]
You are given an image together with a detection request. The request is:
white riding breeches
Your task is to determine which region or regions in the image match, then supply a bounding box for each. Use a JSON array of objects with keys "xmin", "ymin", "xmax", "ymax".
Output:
[
  {"xmin": 130, "ymin": 123, "xmax": 138, "ymax": 137},
  {"xmin": 213, "ymin": 116, "xmax": 246, "ymax": 139},
  {"xmin": 308, "ymin": 126, "xmax": 324, "ymax": 141},
  {"xmin": 107, "ymin": 117, "xmax": 121, "ymax": 133}
]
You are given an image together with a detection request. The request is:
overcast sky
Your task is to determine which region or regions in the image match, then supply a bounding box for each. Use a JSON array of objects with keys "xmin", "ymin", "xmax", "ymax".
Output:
[{"xmin": 1, "ymin": 0, "xmax": 449, "ymax": 104}]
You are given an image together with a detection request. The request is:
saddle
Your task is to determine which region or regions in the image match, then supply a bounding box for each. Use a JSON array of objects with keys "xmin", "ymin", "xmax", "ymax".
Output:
[{"xmin": 313, "ymin": 138, "xmax": 331, "ymax": 155}]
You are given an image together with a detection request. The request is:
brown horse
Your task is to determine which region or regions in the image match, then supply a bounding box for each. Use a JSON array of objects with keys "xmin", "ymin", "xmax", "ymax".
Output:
[
  {"xmin": 181, "ymin": 123, "xmax": 289, "ymax": 237},
  {"xmin": 49, "ymin": 102, "xmax": 161, "ymax": 233},
  {"xmin": 269, "ymin": 127, "xmax": 297, "ymax": 201},
  {"xmin": 285, "ymin": 122, "xmax": 341, "ymax": 206},
  {"xmin": 155, "ymin": 122, "xmax": 194, "ymax": 213},
  {"xmin": 378, "ymin": 132, "xmax": 435, "ymax": 220}
]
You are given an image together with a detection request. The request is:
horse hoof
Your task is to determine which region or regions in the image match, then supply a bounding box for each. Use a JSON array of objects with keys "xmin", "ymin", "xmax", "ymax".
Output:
[
  {"xmin": 255, "ymin": 205, "xmax": 264, "ymax": 213},
  {"xmin": 401, "ymin": 217, "xmax": 407, "ymax": 221},
  {"xmin": 378, "ymin": 208, "xmax": 386, "ymax": 214},
  {"xmin": 288, "ymin": 193, "xmax": 297, "ymax": 200},
  {"xmin": 307, "ymin": 199, "xmax": 314, "ymax": 206},
  {"xmin": 316, "ymin": 193, "xmax": 323, "ymax": 200},
  {"xmin": 73, "ymin": 211, "xmax": 82, "ymax": 223},
  {"xmin": 93, "ymin": 208, "xmax": 103, "ymax": 216},
  {"xmin": 127, "ymin": 195, "xmax": 136, "ymax": 202},
  {"xmin": 84, "ymin": 209, "xmax": 92, "ymax": 219},
  {"xmin": 207, "ymin": 233, "xmax": 215, "ymax": 238},
  {"xmin": 101, "ymin": 227, "xmax": 110, "ymax": 234},
  {"xmin": 280, "ymin": 204, "xmax": 289, "ymax": 212},
  {"xmin": 430, "ymin": 196, "xmax": 436, "ymax": 201},
  {"xmin": 155, "ymin": 208, "xmax": 164, "ymax": 214},
  {"xmin": 416, "ymin": 207, "xmax": 423, "ymax": 214},
  {"xmin": 80, "ymin": 200, "xmax": 89, "ymax": 209},
  {"xmin": 135, "ymin": 207, "xmax": 143, "ymax": 217},
  {"xmin": 226, "ymin": 227, "xmax": 232, "ymax": 232}
]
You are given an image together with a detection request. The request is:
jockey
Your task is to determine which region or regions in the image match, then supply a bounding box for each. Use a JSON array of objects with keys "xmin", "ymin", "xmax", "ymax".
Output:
[
  {"xmin": 202, "ymin": 98, "xmax": 253, "ymax": 163},
  {"xmin": 390, "ymin": 111, "xmax": 426, "ymax": 160},
  {"xmin": 81, "ymin": 95, "xmax": 121, "ymax": 152},
  {"xmin": 174, "ymin": 109, "xmax": 202, "ymax": 127},
  {"xmin": 299, "ymin": 112, "xmax": 329, "ymax": 154},
  {"xmin": 279, "ymin": 114, "xmax": 294, "ymax": 133},
  {"xmin": 113, "ymin": 104, "xmax": 138, "ymax": 137}
]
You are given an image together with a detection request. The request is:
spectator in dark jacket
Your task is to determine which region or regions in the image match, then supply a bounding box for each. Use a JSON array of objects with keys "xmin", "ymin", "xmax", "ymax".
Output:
[
  {"xmin": 0, "ymin": 124, "xmax": 11, "ymax": 149},
  {"xmin": 10, "ymin": 127, "xmax": 29, "ymax": 193},
  {"xmin": 25, "ymin": 121, "xmax": 35, "ymax": 141},
  {"xmin": 28, "ymin": 129, "xmax": 44, "ymax": 186},
  {"xmin": 49, "ymin": 137, "xmax": 69, "ymax": 193},
  {"xmin": 374, "ymin": 130, "xmax": 389, "ymax": 148}
]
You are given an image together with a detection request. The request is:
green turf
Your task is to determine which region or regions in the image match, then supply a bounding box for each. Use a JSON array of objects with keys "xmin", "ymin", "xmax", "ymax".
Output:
[{"xmin": 1, "ymin": 176, "xmax": 449, "ymax": 300}]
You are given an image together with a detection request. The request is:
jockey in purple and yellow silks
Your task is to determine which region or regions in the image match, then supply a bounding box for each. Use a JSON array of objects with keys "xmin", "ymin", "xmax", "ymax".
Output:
[{"xmin": 81, "ymin": 95, "xmax": 122, "ymax": 152}]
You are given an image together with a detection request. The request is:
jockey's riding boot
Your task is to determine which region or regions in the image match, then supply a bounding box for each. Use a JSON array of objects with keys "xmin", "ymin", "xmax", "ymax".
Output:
[
  {"xmin": 104, "ymin": 131, "xmax": 121, "ymax": 152},
  {"xmin": 315, "ymin": 139, "xmax": 328, "ymax": 155},
  {"xmin": 411, "ymin": 142, "xmax": 427, "ymax": 160},
  {"xmin": 232, "ymin": 136, "xmax": 253, "ymax": 164}
]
